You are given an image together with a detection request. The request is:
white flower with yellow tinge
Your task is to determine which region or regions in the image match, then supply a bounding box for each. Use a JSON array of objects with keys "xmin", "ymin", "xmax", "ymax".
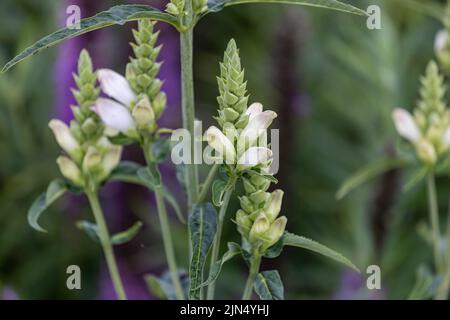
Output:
[{"xmin": 205, "ymin": 102, "xmax": 276, "ymax": 170}]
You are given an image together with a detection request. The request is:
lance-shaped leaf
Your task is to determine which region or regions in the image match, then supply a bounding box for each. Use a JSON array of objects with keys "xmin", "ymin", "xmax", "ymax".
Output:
[
  {"xmin": 145, "ymin": 270, "xmax": 189, "ymax": 300},
  {"xmin": 205, "ymin": 0, "xmax": 368, "ymax": 16},
  {"xmin": 138, "ymin": 163, "xmax": 162, "ymax": 188},
  {"xmin": 282, "ymin": 232, "xmax": 359, "ymax": 272},
  {"xmin": 408, "ymin": 265, "xmax": 442, "ymax": 300},
  {"xmin": 336, "ymin": 157, "xmax": 408, "ymax": 200},
  {"xmin": 254, "ymin": 270, "xmax": 284, "ymax": 300},
  {"xmin": 110, "ymin": 161, "xmax": 185, "ymax": 224},
  {"xmin": 2, "ymin": 5, "xmax": 177, "ymax": 73},
  {"xmin": 188, "ymin": 203, "xmax": 218, "ymax": 299},
  {"xmin": 77, "ymin": 220, "xmax": 143, "ymax": 245},
  {"xmin": 194, "ymin": 242, "xmax": 242, "ymax": 290},
  {"xmin": 28, "ymin": 179, "xmax": 68, "ymax": 232}
]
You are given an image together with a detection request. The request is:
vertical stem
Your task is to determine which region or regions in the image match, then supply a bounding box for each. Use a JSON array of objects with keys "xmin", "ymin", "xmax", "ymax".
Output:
[
  {"xmin": 86, "ymin": 190, "xmax": 127, "ymax": 300},
  {"xmin": 427, "ymin": 173, "xmax": 442, "ymax": 275},
  {"xmin": 143, "ymin": 142, "xmax": 185, "ymax": 300},
  {"xmin": 242, "ymin": 255, "xmax": 262, "ymax": 300},
  {"xmin": 436, "ymin": 197, "xmax": 450, "ymax": 300},
  {"xmin": 197, "ymin": 164, "xmax": 220, "ymax": 204},
  {"xmin": 180, "ymin": 2, "xmax": 199, "ymax": 215},
  {"xmin": 206, "ymin": 188, "xmax": 233, "ymax": 299}
]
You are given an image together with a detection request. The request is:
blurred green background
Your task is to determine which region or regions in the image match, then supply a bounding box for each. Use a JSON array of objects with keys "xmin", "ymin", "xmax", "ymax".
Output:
[{"xmin": 0, "ymin": 0, "xmax": 448, "ymax": 299}]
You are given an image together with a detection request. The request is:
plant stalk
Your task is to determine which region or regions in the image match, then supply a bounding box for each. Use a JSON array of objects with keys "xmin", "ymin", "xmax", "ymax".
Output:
[
  {"xmin": 242, "ymin": 255, "xmax": 262, "ymax": 300},
  {"xmin": 206, "ymin": 187, "xmax": 233, "ymax": 299},
  {"xmin": 86, "ymin": 190, "xmax": 127, "ymax": 300},
  {"xmin": 180, "ymin": 2, "xmax": 199, "ymax": 215},
  {"xmin": 197, "ymin": 164, "xmax": 220, "ymax": 204},
  {"xmin": 427, "ymin": 173, "xmax": 442, "ymax": 275},
  {"xmin": 143, "ymin": 142, "xmax": 185, "ymax": 300}
]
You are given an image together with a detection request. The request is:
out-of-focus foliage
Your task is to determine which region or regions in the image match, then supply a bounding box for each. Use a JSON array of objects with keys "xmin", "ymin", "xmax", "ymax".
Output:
[{"xmin": 1, "ymin": 0, "xmax": 450, "ymax": 299}]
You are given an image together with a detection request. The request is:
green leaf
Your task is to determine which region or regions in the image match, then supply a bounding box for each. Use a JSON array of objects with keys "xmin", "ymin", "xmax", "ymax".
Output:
[
  {"xmin": 145, "ymin": 270, "xmax": 189, "ymax": 300},
  {"xmin": 111, "ymin": 221, "xmax": 143, "ymax": 245},
  {"xmin": 206, "ymin": 0, "xmax": 368, "ymax": 16},
  {"xmin": 2, "ymin": 5, "xmax": 177, "ymax": 73},
  {"xmin": 212, "ymin": 179, "xmax": 228, "ymax": 206},
  {"xmin": 195, "ymin": 242, "xmax": 242, "ymax": 290},
  {"xmin": 188, "ymin": 203, "xmax": 218, "ymax": 300},
  {"xmin": 254, "ymin": 270, "xmax": 284, "ymax": 300},
  {"xmin": 77, "ymin": 220, "xmax": 143, "ymax": 245},
  {"xmin": 76, "ymin": 220, "xmax": 100, "ymax": 243},
  {"xmin": 244, "ymin": 169, "xmax": 278, "ymax": 184},
  {"xmin": 109, "ymin": 133, "xmax": 136, "ymax": 146},
  {"xmin": 283, "ymin": 232, "xmax": 360, "ymax": 272},
  {"xmin": 138, "ymin": 163, "xmax": 161, "ymax": 188},
  {"xmin": 152, "ymin": 139, "xmax": 171, "ymax": 163},
  {"xmin": 403, "ymin": 167, "xmax": 428, "ymax": 192},
  {"xmin": 392, "ymin": 0, "xmax": 444, "ymax": 20},
  {"xmin": 110, "ymin": 162, "xmax": 185, "ymax": 224},
  {"xmin": 27, "ymin": 179, "xmax": 68, "ymax": 232},
  {"xmin": 336, "ymin": 157, "xmax": 407, "ymax": 200}
]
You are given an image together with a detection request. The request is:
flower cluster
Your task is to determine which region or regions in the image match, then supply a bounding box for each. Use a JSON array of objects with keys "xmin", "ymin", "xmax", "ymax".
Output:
[
  {"xmin": 206, "ymin": 39, "xmax": 287, "ymax": 253},
  {"xmin": 49, "ymin": 50, "xmax": 122, "ymax": 188},
  {"xmin": 94, "ymin": 20, "xmax": 166, "ymax": 141},
  {"xmin": 392, "ymin": 61, "xmax": 450, "ymax": 165}
]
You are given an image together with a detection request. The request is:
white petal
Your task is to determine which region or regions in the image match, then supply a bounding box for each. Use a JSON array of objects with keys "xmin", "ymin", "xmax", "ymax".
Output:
[
  {"xmin": 237, "ymin": 147, "xmax": 273, "ymax": 170},
  {"xmin": 93, "ymin": 98, "xmax": 135, "ymax": 133},
  {"xmin": 392, "ymin": 108, "xmax": 421, "ymax": 143},
  {"xmin": 238, "ymin": 110, "xmax": 277, "ymax": 150},
  {"xmin": 48, "ymin": 119, "xmax": 80, "ymax": 154},
  {"xmin": 246, "ymin": 102, "xmax": 263, "ymax": 121},
  {"xmin": 443, "ymin": 125, "xmax": 450, "ymax": 147},
  {"xmin": 435, "ymin": 30, "xmax": 448, "ymax": 53},
  {"xmin": 97, "ymin": 69, "xmax": 136, "ymax": 106},
  {"xmin": 205, "ymin": 126, "xmax": 236, "ymax": 164}
]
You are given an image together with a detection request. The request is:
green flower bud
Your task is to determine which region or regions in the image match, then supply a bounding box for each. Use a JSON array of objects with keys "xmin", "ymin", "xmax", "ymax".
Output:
[
  {"xmin": 263, "ymin": 216, "xmax": 287, "ymax": 250},
  {"xmin": 249, "ymin": 213, "xmax": 270, "ymax": 243},
  {"xmin": 416, "ymin": 139, "xmax": 437, "ymax": 165},
  {"xmin": 242, "ymin": 177, "xmax": 257, "ymax": 194},
  {"xmin": 249, "ymin": 190, "xmax": 270, "ymax": 206},
  {"xmin": 239, "ymin": 196, "xmax": 254, "ymax": 213},
  {"xmin": 82, "ymin": 146, "xmax": 102, "ymax": 172},
  {"xmin": 264, "ymin": 189, "xmax": 284, "ymax": 222},
  {"xmin": 236, "ymin": 209, "xmax": 252, "ymax": 232},
  {"xmin": 132, "ymin": 96, "xmax": 155, "ymax": 130},
  {"xmin": 57, "ymin": 156, "xmax": 84, "ymax": 187}
]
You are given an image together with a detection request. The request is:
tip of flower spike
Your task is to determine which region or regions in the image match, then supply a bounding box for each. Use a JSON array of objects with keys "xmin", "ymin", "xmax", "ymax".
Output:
[{"xmin": 78, "ymin": 49, "xmax": 93, "ymax": 73}]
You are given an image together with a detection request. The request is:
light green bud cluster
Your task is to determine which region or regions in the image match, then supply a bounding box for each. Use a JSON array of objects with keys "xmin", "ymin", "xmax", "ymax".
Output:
[
  {"xmin": 165, "ymin": 0, "xmax": 186, "ymax": 17},
  {"xmin": 414, "ymin": 62, "xmax": 450, "ymax": 159},
  {"xmin": 126, "ymin": 20, "xmax": 167, "ymax": 133},
  {"xmin": 50, "ymin": 50, "xmax": 122, "ymax": 188},
  {"xmin": 193, "ymin": 0, "xmax": 208, "ymax": 14},
  {"xmin": 216, "ymin": 39, "xmax": 249, "ymax": 130},
  {"xmin": 70, "ymin": 50, "xmax": 103, "ymax": 144}
]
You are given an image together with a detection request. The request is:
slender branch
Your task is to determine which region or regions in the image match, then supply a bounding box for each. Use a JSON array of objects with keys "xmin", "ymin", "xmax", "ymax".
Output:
[
  {"xmin": 180, "ymin": 2, "xmax": 199, "ymax": 215},
  {"xmin": 206, "ymin": 187, "xmax": 233, "ymax": 299},
  {"xmin": 197, "ymin": 164, "xmax": 220, "ymax": 204},
  {"xmin": 86, "ymin": 190, "xmax": 127, "ymax": 300},
  {"xmin": 436, "ymin": 196, "xmax": 450, "ymax": 299},
  {"xmin": 242, "ymin": 255, "xmax": 262, "ymax": 300},
  {"xmin": 143, "ymin": 142, "xmax": 185, "ymax": 300}
]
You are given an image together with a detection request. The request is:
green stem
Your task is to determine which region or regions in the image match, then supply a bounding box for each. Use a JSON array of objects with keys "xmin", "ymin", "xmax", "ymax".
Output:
[
  {"xmin": 143, "ymin": 142, "xmax": 185, "ymax": 300},
  {"xmin": 206, "ymin": 187, "xmax": 233, "ymax": 300},
  {"xmin": 86, "ymin": 190, "xmax": 126, "ymax": 300},
  {"xmin": 242, "ymin": 255, "xmax": 262, "ymax": 300},
  {"xmin": 197, "ymin": 164, "xmax": 220, "ymax": 204},
  {"xmin": 436, "ymin": 197, "xmax": 450, "ymax": 300},
  {"xmin": 427, "ymin": 173, "xmax": 442, "ymax": 275},
  {"xmin": 180, "ymin": 3, "xmax": 199, "ymax": 215}
]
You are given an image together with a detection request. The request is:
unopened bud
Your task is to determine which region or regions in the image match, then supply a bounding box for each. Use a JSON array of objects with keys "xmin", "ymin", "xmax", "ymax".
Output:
[
  {"xmin": 132, "ymin": 96, "xmax": 155, "ymax": 129},
  {"xmin": 249, "ymin": 213, "xmax": 270, "ymax": 243},
  {"xmin": 264, "ymin": 189, "xmax": 284, "ymax": 222},
  {"xmin": 263, "ymin": 216, "xmax": 287, "ymax": 250},
  {"xmin": 57, "ymin": 156, "xmax": 84, "ymax": 186},
  {"xmin": 82, "ymin": 146, "xmax": 102, "ymax": 172},
  {"xmin": 416, "ymin": 139, "xmax": 437, "ymax": 165}
]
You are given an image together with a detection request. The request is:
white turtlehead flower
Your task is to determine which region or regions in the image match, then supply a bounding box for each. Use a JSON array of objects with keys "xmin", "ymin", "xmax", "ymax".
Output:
[
  {"xmin": 246, "ymin": 102, "xmax": 263, "ymax": 121},
  {"xmin": 48, "ymin": 119, "xmax": 80, "ymax": 156},
  {"xmin": 237, "ymin": 147, "xmax": 273, "ymax": 170},
  {"xmin": 97, "ymin": 69, "xmax": 136, "ymax": 106},
  {"xmin": 435, "ymin": 29, "xmax": 448, "ymax": 54},
  {"xmin": 93, "ymin": 98, "xmax": 135, "ymax": 134},
  {"xmin": 205, "ymin": 126, "xmax": 236, "ymax": 164},
  {"xmin": 392, "ymin": 108, "xmax": 421, "ymax": 143},
  {"xmin": 94, "ymin": 69, "xmax": 139, "ymax": 135}
]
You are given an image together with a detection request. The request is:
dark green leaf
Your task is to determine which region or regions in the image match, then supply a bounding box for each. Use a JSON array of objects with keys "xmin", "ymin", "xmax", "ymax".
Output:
[
  {"xmin": 283, "ymin": 232, "xmax": 360, "ymax": 272},
  {"xmin": 206, "ymin": 0, "xmax": 368, "ymax": 16},
  {"xmin": 145, "ymin": 270, "xmax": 189, "ymax": 300},
  {"xmin": 76, "ymin": 220, "xmax": 100, "ymax": 243},
  {"xmin": 27, "ymin": 179, "xmax": 68, "ymax": 232},
  {"xmin": 188, "ymin": 203, "xmax": 218, "ymax": 299},
  {"xmin": 111, "ymin": 221, "xmax": 143, "ymax": 245},
  {"xmin": 2, "ymin": 5, "xmax": 177, "ymax": 73},
  {"xmin": 109, "ymin": 133, "xmax": 136, "ymax": 145},
  {"xmin": 152, "ymin": 139, "xmax": 171, "ymax": 163},
  {"xmin": 138, "ymin": 163, "xmax": 161, "ymax": 188},
  {"xmin": 336, "ymin": 157, "xmax": 407, "ymax": 200},
  {"xmin": 195, "ymin": 242, "xmax": 242, "ymax": 290},
  {"xmin": 254, "ymin": 270, "xmax": 284, "ymax": 300}
]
